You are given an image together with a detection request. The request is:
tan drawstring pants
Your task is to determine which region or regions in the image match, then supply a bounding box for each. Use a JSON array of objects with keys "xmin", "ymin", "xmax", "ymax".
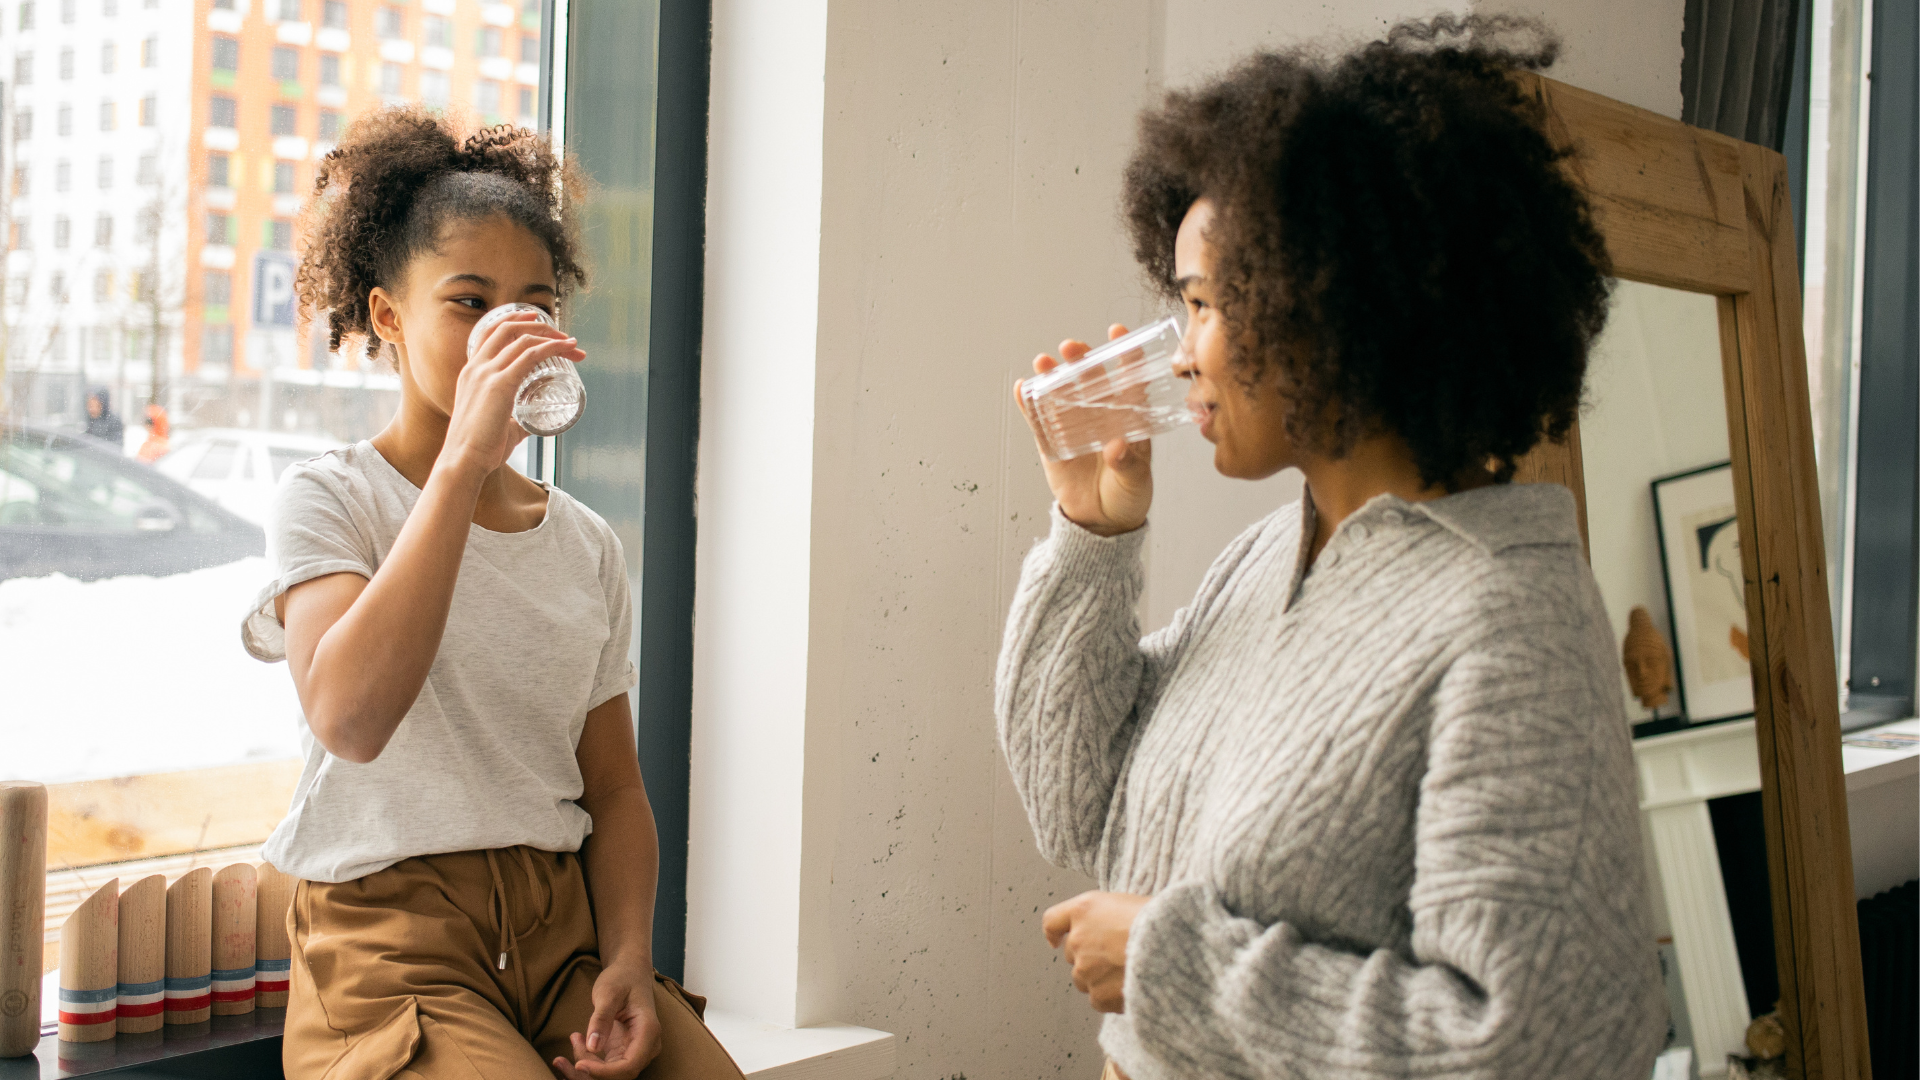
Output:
[{"xmin": 284, "ymin": 846, "xmax": 744, "ymax": 1080}]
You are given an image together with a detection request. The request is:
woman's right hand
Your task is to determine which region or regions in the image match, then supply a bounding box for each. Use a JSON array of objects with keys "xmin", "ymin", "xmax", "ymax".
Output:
[
  {"xmin": 442, "ymin": 314, "xmax": 585, "ymax": 476},
  {"xmin": 1015, "ymin": 325, "xmax": 1153, "ymax": 537}
]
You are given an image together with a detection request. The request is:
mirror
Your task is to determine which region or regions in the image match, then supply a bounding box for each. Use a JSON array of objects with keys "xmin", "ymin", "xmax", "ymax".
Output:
[
  {"xmin": 1579, "ymin": 280, "xmax": 1770, "ymax": 1080},
  {"xmin": 1515, "ymin": 73, "xmax": 1869, "ymax": 1080}
]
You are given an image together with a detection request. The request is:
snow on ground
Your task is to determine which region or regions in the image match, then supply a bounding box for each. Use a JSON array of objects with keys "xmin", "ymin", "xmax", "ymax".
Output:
[{"xmin": 0, "ymin": 557, "xmax": 304, "ymax": 784}]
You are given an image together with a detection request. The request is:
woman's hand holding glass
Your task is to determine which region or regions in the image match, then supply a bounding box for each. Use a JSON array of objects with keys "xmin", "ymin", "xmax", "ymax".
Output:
[
  {"xmin": 1016, "ymin": 324, "xmax": 1154, "ymax": 537},
  {"xmin": 444, "ymin": 313, "xmax": 585, "ymax": 476}
]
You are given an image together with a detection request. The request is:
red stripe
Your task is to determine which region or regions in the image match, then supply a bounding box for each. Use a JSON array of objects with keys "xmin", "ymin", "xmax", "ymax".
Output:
[
  {"xmin": 166, "ymin": 994, "xmax": 212, "ymax": 1012},
  {"xmin": 59, "ymin": 1009, "xmax": 118, "ymax": 1026},
  {"xmin": 211, "ymin": 989, "xmax": 255, "ymax": 1003},
  {"xmin": 256, "ymin": 980, "xmax": 290, "ymax": 993},
  {"xmin": 117, "ymin": 1000, "xmax": 166, "ymax": 1018}
]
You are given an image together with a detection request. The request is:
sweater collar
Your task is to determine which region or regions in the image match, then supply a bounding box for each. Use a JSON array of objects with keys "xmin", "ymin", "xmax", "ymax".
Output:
[{"xmin": 1388, "ymin": 482, "xmax": 1583, "ymax": 555}]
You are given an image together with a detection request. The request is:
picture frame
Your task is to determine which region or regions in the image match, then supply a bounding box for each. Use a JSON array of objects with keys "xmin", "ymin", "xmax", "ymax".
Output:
[{"xmin": 1651, "ymin": 461, "xmax": 1755, "ymax": 724}]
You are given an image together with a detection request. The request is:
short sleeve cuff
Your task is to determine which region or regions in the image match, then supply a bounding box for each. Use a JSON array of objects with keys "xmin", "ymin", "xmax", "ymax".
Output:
[
  {"xmin": 240, "ymin": 559, "xmax": 372, "ymax": 662},
  {"xmin": 589, "ymin": 659, "xmax": 639, "ymax": 710}
]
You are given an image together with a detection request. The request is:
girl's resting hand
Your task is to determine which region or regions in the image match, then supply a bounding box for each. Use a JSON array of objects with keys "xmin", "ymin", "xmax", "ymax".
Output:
[
  {"xmin": 1043, "ymin": 889, "xmax": 1151, "ymax": 1014},
  {"xmin": 1015, "ymin": 324, "xmax": 1153, "ymax": 537},
  {"xmin": 553, "ymin": 962, "xmax": 662, "ymax": 1080},
  {"xmin": 444, "ymin": 313, "xmax": 585, "ymax": 477}
]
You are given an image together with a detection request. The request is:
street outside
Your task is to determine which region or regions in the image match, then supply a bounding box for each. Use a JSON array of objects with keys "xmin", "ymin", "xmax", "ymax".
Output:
[{"xmin": 0, "ymin": 555, "xmax": 305, "ymax": 785}]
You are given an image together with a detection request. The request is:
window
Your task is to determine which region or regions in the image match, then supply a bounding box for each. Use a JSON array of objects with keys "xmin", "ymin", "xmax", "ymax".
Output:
[
  {"xmin": 53, "ymin": 214, "xmax": 70, "ymax": 248},
  {"xmin": 212, "ymin": 0, "xmax": 232, "ymax": 7},
  {"xmin": 424, "ymin": 14, "xmax": 450, "ymax": 48},
  {"xmin": 47, "ymin": 270, "xmax": 63, "ymax": 299},
  {"xmin": 94, "ymin": 213, "xmax": 111, "ymax": 247},
  {"xmin": 274, "ymin": 0, "xmax": 300, "ymax": 19},
  {"xmin": 272, "ymin": 45, "xmax": 298, "ymax": 80},
  {"xmin": 211, "ymin": 35, "xmax": 238, "ymax": 72},
  {"xmin": 208, "ymin": 152, "xmax": 230, "ymax": 187},
  {"xmin": 518, "ymin": 86, "xmax": 535, "ymax": 125},
  {"xmin": 271, "ymin": 103, "xmax": 297, "ymax": 135},
  {"xmin": 54, "ymin": 159, "xmax": 69, "ymax": 191},
  {"xmin": 58, "ymin": 0, "xmax": 69, "ymax": 21},
  {"xmin": 100, "ymin": 40, "xmax": 114, "ymax": 74},
  {"xmin": 209, "ymin": 94, "xmax": 236, "ymax": 128},
  {"xmin": 5, "ymin": 276, "xmax": 24, "ymax": 304},
  {"xmin": 98, "ymin": 99, "xmax": 115, "ymax": 131},
  {"xmin": 96, "ymin": 155, "xmax": 112, "ymax": 189},
  {"xmin": 135, "ymin": 205, "xmax": 157, "ymax": 243},
  {"xmin": 201, "ymin": 323, "xmax": 233, "ymax": 364},
  {"xmin": 17, "ymin": 2, "xmax": 31, "ymax": 30},
  {"xmin": 142, "ymin": 34, "xmax": 157, "ymax": 67},
  {"xmin": 322, "ymin": 0, "xmax": 345, "ymax": 29},
  {"xmin": 100, "ymin": 0, "xmax": 114, "ymax": 14},
  {"xmin": 375, "ymin": 5, "xmax": 400, "ymax": 38},
  {"xmin": 58, "ymin": 45, "xmax": 71, "ymax": 79},
  {"xmin": 133, "ymin": 270, "xmax": 154, "ymax": 303},
  {"xmin": 318, "ymin": 109, "xmax": 341, "ymax": 141},
  {"xmin": 265, "ymin": 218, "xmax": 292, "ymax": 249},
  {"xmin": 420, "ymin": 69, "xmax": 448, "ymax": 108},
  {"xmin": 13, "ymin": 52, "xmax": 29, "ymax": 86},
  {"xmin": 473, "ymin": 79, "xmax": 502, "ymax": 119},
  {"xmin": 320, "ymin": 53, "xmax": 341, "ymax": 86},
  {"xmin": 10, "ymin": 166, "xmax": 25, "ymax": 197},
  {"xmin": 476, "ymin": 26, "xmax": 502, "ymax": 57},
  {"xmin": 204, "ymin": 269, "xmax": 231, "ymax": 304},
  {"xmin": 140, "ymin": 94, "xmax": 156, "ymax": 126},
  {"xmin": 93, "ymin": 269, "xmax": 112, "ymax": 302},
  {"xmin": 9, "ymin": 220, "xmax": 28, "ymax": 250},
  {"xmin": 56, "ymin": 103, "xmax": 70, "ymax": 136},
  {"xmin": 520, "ymin": 34, "xmax": 540, "ymax": 64},
  {"xmin": 273, "ymin": 161, "xmax": 296, "ymax": 194},
  {"xmin": 379, "ymin": 61, "xmax": 402, "ymax": 96},
  {"xmin": 206, "ymin": 211, "xmax": 233, "ymax": 244},
  {"xmin": 137, "ymin": 152, "xmax": 156, "ymax": 184},
  {"xmin": 11, "ymin": 108, "xmax": 29, "ymax": 141}
]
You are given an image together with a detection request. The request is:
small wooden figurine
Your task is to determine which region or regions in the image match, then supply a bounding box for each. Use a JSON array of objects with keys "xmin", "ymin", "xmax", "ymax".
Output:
[
  {"xmin": 254, "ymin": 862, "xmax": 295, "ymax": 1008},
  {"xmin": 165, "ymin": 868, "xmax": 212, "ymax": 1025},
  {"xmin": 57, "ymin": 878, "xmax": 119, "ymax": 1043},
  {"xmin": 1623, "ymin": 605, "xmax": 1675, "ymax": 711},
  {"xmin": 116, "ymin": 875, "xmax": 167, "ymax": 1033},
  {"xmin": 210, "ymin": 864, "xmax": 257, "ymax": 1016},
  {"xmin": 0, "ymin": 780, "xmax": 48, "ymax": 1058}
]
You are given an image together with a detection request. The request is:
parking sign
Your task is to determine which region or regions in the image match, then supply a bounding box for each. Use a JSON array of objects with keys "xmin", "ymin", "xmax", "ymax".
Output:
[{"xmin": 253, "ymin": 253, "xmax": 298, "ymax": 327}]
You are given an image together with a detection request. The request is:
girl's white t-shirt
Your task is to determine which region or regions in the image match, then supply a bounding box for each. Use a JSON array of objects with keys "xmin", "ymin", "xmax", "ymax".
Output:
[{"xmin": 241, "ymin": 441, "xmax": 636, "ymax": 883}]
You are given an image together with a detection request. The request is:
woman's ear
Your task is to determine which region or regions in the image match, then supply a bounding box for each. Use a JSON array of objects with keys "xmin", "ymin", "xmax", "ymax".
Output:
[{"xmin": 368, "ymin": 286, "xmax": 404, "ymax": 347}]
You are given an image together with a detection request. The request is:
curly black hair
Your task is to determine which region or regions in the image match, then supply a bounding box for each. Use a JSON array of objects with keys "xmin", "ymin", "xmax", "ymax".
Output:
[
  {"xmin": 296, "ymin": 106, "xmax": 589, "ymax": 361},
  {"xmin": 1122, "ymin": 14, "xmax": 1611, "ymax": 487}
]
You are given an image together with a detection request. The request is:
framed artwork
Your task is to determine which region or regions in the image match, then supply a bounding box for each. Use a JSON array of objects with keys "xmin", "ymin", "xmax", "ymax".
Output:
[{"xmin": 1651, "ymin": 462, "xmax": 1754, "ymax": 724}]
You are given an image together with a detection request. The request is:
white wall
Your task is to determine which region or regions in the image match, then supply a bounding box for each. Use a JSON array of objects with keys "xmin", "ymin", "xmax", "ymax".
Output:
[{"xmin": 690, "ymin": 2, "xmax": 1689, "ymax": 1075}]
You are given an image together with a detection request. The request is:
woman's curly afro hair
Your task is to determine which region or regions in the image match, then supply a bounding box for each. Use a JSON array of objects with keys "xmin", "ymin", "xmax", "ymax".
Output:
[
  {"xmin": 296, "ymin": 107, "xmax": 589, "ymax": 361},
  {"xmin": 1122, "ymin": 14, "xmax": 1611, "ymax": 487}
]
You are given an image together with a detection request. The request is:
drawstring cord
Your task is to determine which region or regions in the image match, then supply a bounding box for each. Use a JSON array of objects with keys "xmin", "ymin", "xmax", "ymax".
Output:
[{"xmin": 485, "ymin": 847, "xmax": 559, "ymax": 1032}]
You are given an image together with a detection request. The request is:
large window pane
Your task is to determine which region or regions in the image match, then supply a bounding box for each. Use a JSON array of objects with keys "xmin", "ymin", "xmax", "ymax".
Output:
[{"xmin": 0, "ymin": 0, "xmax": 551, "ymax": 967}]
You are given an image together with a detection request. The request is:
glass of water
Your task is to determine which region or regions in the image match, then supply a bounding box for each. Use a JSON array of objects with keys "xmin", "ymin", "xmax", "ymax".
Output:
[
  {"xmin": 467, "ymin": 303, "xmax": 586, "ymax": 437},
  {"xmin": 1020, "ymin": 317, "xmax": 1194, "ymax": 461}
]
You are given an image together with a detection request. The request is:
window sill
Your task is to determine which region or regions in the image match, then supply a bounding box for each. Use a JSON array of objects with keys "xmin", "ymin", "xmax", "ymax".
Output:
[{"xmin": 4, "ymin": 1007, "xmax": 894, "ymax": 1079}]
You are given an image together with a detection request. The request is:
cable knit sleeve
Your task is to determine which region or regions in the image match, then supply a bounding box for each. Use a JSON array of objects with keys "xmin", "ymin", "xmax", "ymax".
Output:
[
  {"xmin": 1115, "ymin": 606, "xmax": 1663, "ymax": 1079},
  {"xmin": 994, "ymin": 504, "xmax": 1266, "ymax": 877}
]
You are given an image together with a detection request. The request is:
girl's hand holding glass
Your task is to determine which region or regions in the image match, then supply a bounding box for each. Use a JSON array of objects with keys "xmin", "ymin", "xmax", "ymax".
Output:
[
  {"xmin": 446, "ymin": 306, "xmax": 585, "ymax": 475},
  {"xmin": 1014, "ymin": 324, "xmax": 1158, "ymax": 537}
]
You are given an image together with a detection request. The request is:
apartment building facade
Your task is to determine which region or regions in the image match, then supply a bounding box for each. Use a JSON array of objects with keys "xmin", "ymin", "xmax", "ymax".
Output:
[{"xmin": 4, "ymin": 0, "xmax": 542, "ymax": 439}]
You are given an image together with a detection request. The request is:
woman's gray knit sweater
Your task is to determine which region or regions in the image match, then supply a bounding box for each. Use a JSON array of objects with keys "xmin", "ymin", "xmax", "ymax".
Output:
[{"xmin": 996, "ymin": 483, "xmax": 1666, "ymax": 1080}]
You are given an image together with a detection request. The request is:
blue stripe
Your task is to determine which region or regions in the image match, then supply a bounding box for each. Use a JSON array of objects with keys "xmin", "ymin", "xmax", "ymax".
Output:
[
  {"xmin": 117, "ymin": 980, "xmax": 165, "ymax": 997},
  {"xmin": 254, "ymin": 959, "xmax": 291, "ymax": 973},
  {"xmin": 164, "ymin": 975, "xmax": 212, "ymax": 992},
  {"xmin": 211, "ymin": 966, "xmax": 254, "ymax": 982},
  {"xmin": 58, "ymin": 986, "xmax": 117, "ymax": 1004}
]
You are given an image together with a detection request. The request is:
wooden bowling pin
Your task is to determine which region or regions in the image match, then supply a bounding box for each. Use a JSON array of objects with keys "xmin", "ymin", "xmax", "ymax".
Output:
[
  {"xmin": 116, "ymin": 875, "xmax": 166, "ymax": 1033},
  {"xmin": 210, "ymin": 864, "xmax": 256, "ymax": 1016},
  {"xmin": 0, "ymin": 781, "xmax": 48, "ymax": 1058},
  {"xmin": 253, "ymin": 863, "xmax": 294, "ymax": 1009},
  {"xmin": 164, "ymin": 868, "xmax": 212, "ymax": 1025},
  {"xmin": 57, "ymin": 878, "xmax": 119, "ymax": 1043}
]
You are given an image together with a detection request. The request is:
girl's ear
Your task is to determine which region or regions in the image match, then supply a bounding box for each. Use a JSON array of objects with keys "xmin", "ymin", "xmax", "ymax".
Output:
[{"xmin": 368, "ymin": 286, "xmax": 404, "ymax": 346}]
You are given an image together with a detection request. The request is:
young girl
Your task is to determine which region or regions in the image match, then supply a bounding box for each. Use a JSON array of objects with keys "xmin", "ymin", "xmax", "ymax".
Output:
[{"xmin": 242, "ymin": 109, "xmax": 742, "ymax": 1080}]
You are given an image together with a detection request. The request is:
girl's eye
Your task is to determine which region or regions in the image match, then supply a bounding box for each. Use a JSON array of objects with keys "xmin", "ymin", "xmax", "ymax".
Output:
[{"xmin": 454, "ymin": 297, "xmax": 486, "ymax": 310}]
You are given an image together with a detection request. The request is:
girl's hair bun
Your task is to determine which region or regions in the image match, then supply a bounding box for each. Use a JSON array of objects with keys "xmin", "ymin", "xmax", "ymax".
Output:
[{"xmin": 295, "ymin": 106, "xmax": 589, "ymax": 360}]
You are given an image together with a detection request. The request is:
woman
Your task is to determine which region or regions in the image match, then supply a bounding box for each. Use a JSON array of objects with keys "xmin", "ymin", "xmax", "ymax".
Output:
[
  {"xmin": 242, "ymin": 110, "xmax": 742, "ymax": 1080},
  {"xmin": 997, "ymin": 17, "xmax": 1666, "ymax": 1080}
]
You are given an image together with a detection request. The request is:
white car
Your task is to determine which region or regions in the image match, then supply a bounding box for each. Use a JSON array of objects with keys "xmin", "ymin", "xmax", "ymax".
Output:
[{"xmin": 156, "ymin": 429, "xmax": 346, "ymax": 526}]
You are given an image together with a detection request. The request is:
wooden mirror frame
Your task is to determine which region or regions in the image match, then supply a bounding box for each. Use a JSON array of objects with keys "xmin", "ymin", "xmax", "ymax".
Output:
[{"xmin": 1512, "ymin": 75, "xmax": 1870, "ymax": 1080}]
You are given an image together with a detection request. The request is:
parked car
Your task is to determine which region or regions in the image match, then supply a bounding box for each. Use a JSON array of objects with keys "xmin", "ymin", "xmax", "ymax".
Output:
[
  {"xmin": 155, "ymin": 428, "xmax": 344, "ymax": 526},
  {"xmin": 0, "ymin": 424, "xmax": 264, "ymax": 581}
]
